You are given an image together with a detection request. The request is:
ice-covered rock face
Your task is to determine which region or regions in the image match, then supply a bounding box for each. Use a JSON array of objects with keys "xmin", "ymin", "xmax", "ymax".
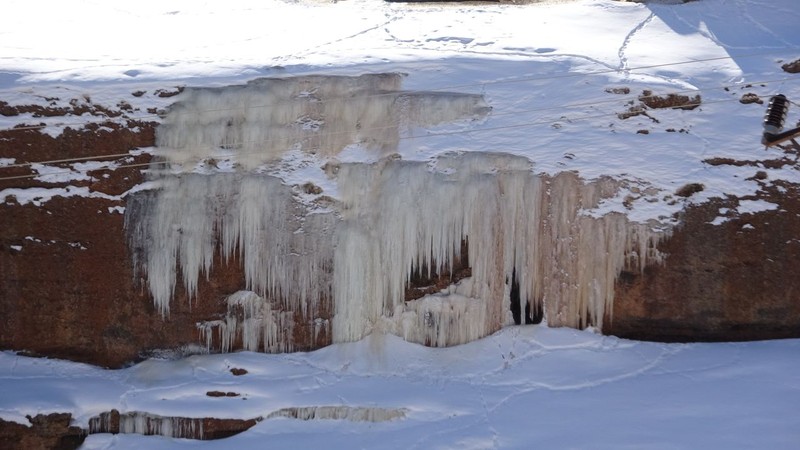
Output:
[
  {"xmin": 126, "ymin": 74, "xmax": 669, "ymax": 353},
  {"xmin": 154, "ymin": 73, "xmax": 491, "ymax": 170},
  {"xmin": 332, "ymin": 155, "xmax": 667, "ymax": 345}
]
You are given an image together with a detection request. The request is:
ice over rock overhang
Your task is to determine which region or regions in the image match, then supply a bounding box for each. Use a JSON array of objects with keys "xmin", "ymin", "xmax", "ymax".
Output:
[{"xmin": 125, "ymin": 73, "xmax": 670, "ymax": 351}]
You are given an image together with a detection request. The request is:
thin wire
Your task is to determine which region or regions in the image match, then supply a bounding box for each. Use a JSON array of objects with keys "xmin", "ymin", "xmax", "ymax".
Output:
[
  {"xmin": 489, "ymin": 76, "xmax": 795, "ymax": 120},
  {"xmin": 0, "ymin": 161, "xmax": 162, "ymax": 182},
  {"xmin": 441, "ymin": 50, "xmax": 797, "ymax": 91},
  {"xmin": 400, "ymin": 97, "xmax": 737, "ymax": 141},
  {"xmin": 2, "ymin": 152, "xmax": 140, "ymax": 169},
  {"xmin": 0, "ymin": 48, "xmax": 795, "ymax": 134},
  {"xmin": 3, "ymin": 117, "xmax": 159, "ymax": 133},
  {"xmin": 0, "ymin": 95, "xmax": 766, "ymax": 183},
  {"xmin": 1, "ymin": 76, "xmax": 792, "ymax": 171}
]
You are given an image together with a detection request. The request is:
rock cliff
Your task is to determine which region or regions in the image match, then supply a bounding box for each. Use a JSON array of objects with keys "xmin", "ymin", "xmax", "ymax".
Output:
[{"xmin": 1, "ymin": 87, "xmax": 799, "ymax": 370}]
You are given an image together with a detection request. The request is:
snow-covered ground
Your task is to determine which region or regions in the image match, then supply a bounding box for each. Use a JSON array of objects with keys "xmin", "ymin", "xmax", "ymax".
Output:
[
  {"xmin": 2, "ymin": 0, "xmax": 799, "ymax": 223},
  {"xmin": 2, "ymin": 326, "xmax": 799, "ymax": 449},
  {"xmin": 2, "ymin": 0, "xmax": 800, "ymax": 448}
]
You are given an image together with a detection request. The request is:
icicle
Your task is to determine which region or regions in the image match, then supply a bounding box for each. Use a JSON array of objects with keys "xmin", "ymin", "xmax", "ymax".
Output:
[
  {"xmin": 90, "ymin": 411, "xmax": 205, "ymax": 439},
  {"xmin": 126, "ymin": 173, "xmax": 336, "ymax": 319},
  {"xmin": 331, "ymin": 154, "xmax": 668, "ymax": 344},
  {"xmin": 197, "ymin": 320, "xmax": 222, "ymax": 351},
  {"xmin": 266, "ymin": 406, "xmax": 407, "ymax": 422},
  {"xmin": 197, "ymin": 291, "xmax": 296, "ymax": 353},
  {"xmin": 392, "ymin": 281, "xmax": 490, "ymax": 347}
]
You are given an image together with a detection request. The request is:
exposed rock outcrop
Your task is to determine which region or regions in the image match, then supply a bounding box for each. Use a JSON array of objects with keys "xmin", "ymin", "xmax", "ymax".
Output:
[
  {"xmin": 0, "ymin": 413, "xmax": 86, "ymax": 450},
  {"xmin": 609, "ymin": 176, "xmax": 800, "ymax": 341},
  {"xmin": 88, "ymin": 410, "xmax": 259, "ymax": 440},
  {"xmin": 782, "ymin": 58, "xmax": 800, "ymax": 74},
  {"xmin": 0, "ymin": 120, "xmax": 273, "ymax": 367}
]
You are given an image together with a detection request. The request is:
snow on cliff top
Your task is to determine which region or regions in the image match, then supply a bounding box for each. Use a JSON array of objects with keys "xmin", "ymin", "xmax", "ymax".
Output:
[{"xmin": 2, "ymin": 0, "xmax": 799, "ymax": 224}]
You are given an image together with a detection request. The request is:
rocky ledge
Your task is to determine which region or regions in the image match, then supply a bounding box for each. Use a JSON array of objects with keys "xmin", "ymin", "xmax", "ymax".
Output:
[{"xmin": 0, "ymin": 413, "xmax": 86, "ymax": 450}]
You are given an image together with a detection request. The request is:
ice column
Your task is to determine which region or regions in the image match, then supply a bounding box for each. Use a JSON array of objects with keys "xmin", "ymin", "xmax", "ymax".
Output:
[
  {"xmin": 126, "ymin": 173, "xmax": 336, "ymax": 318},
  {"xmin": 198, "ymin": 290, "xmax": 299, "ymax": 353},
  {"xmin": 332, "ymin": 153, "xmax": 667, "ymax": 345}
]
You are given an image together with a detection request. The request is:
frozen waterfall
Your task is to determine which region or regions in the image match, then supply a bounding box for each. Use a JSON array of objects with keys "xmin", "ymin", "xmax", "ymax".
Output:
[{"xmin": 125, "ymin": 74, "xmax": 668, "ymax": 353}]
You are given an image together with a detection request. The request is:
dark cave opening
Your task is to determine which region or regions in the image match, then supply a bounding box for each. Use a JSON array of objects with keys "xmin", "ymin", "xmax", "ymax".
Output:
[{"xmin": 509, "ymin": 268, "xmax": 543, "ymax": 325}]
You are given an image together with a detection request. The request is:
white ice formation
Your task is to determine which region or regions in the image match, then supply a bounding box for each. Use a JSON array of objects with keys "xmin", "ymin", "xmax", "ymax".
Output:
[
  {"xmin": 126, "ymin": 74, "xmax": 668, "ymax": 353},
  {"xmin": 155, "ymin": 73, "xmax": 490, "ymax": 170},
  {"xmin": 266, "ymin": 406, "xmax": 407, "ymax": 422},
  {"xmin": 333, "ymin": 154, "xmax": 666, "ymax": 345},
  {"xmin": 197, "ymin": 290, "xmax": 329, "ymax": 353},
  {"xmin": 89, "ymin": 411, "xmax": 205, "ymax": 440},
  {"xmin": 126, "ymin": 174, "xmax": 337, "ymax": 319},
  {"xmin": 87, "ymin": 406, "xmax": 403, "ymax": 440}
]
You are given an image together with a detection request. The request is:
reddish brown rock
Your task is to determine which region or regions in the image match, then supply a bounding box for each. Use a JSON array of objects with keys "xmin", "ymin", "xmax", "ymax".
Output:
[
  {"xmin": 608, "ymin": 179, "xmax": 800, "ymax": 341},
  {"xmin": 639, "ymin": 91, "xmax": 701, "ymax": 110},
  {"xmin": 0, "ymin": 122, "xmax": 326, "ymax": 368},
  {"xmin": 88, "ymin": 409, "xmax": 259, "ymax": 440},
  {"xmin": 0, "ymin": 413, "xmax": 86, "ymax": 450},
  {"xmin": 0, "ymin": 109, "xmax": 331, "ymax": 367},
  {"xmin": 201, "ymin": 417, "xmax": 261, "ymax": 440},
  {"xmin": 0, "ymin": 186, "xmax": 327, "ymax": 366},
  {"xmin": 1, "ymin": 96, "xmax": 800, "ymax": 370},
  {"xmin": 206, "ymin": 391, "xmax": 241, "ymax": 397},
  {"xmin": 781, "ymin": 58, "xmax": 800, "ymax": 74}
]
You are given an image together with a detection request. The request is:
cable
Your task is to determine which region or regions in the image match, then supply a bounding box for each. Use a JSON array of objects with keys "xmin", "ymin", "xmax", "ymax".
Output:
[
  {"xmin": 439, "ymin": 50, "xmax": 798, "ymax": 92},
  {"xmin": 0, "ymin": 161, "xmax": 162, "ymax": 182},
  {"xmin": 400, "ymin": 96, "xmax": 748, "ymax": 141},
  {"xmin": 487, "ymin": 76, "xmax": 795, "ymax": 121},
  {"xmin": 0, "ymin": 95, "xmax": 769, "ymax": 183},
  {"xmin": 2, "ymin": 152, "xmax": 140, "ymax": 169},
  {"xmin": 0, "ymin": 75, "xmax": 793, "ymax": 171},
  {"xmin": 3, "ymin": 116, "xmax": 160, "ymax": 133},
  {"xmin": 0, "ymin": 48, "xmax": 795, "ymax": 134}
]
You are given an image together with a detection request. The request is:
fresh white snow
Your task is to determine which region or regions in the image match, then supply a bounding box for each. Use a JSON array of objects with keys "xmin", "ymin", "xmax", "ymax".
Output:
[
  {"xmin": 2, "ymin": 327, "xmax": 799, "ymax": 449},
  {"xmin": 1, "ymin": 0, "xmax": 799, "ymax": 448},
  {"xmin": 2, "ymin": 0, "xmax": 798, "ymax": 217}
]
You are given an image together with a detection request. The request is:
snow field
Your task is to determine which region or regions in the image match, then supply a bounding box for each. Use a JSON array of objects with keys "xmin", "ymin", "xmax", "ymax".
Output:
[{"xmin": 1, "ymin": 326, "xmax": 798, "ymax": 449}]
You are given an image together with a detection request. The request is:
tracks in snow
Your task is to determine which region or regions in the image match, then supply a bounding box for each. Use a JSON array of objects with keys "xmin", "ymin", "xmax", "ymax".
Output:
[{"xmin": 618, "ymin": 11, "xmax": 656, "ymax": 77}]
